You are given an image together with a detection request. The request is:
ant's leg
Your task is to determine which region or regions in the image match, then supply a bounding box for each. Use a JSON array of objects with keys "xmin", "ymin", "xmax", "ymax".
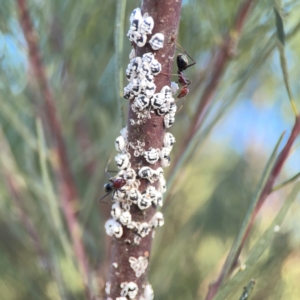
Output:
[
  {"xmin": 98, "ymin": 191, "xmax": 112, "ymax": 202},
  {"xmin": 105, "ymin": 158, "xmax": 112, "ymax": 179},
  {"xmin": 185, "ymin": 61, "xmax": 196, "ymax": 70}
]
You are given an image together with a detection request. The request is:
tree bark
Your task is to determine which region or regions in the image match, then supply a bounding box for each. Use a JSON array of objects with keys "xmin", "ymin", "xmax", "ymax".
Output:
[{"xmin": 106, "ymin": 1, "xmax": 182, "ymax": 299}]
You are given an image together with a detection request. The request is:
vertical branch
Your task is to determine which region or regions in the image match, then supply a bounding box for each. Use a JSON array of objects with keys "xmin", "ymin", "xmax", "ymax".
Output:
[
  {"xmin": 106, "ymin": 0, "xmax": 182, "ymax": 299},
  {"xmin": 16, "ymin": 0, "xmax": 90, "ymax": 294}
]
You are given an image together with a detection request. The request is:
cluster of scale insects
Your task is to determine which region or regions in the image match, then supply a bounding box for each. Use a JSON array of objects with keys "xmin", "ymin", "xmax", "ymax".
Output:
[{"xmin": 104, "ymin": 7, "xmax": 195, "ymax": 300}]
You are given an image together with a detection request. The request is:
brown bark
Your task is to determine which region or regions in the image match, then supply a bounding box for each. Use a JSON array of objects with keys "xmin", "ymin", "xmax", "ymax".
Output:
[
  {"xmin": 16, "ymin": 0, "xmax": 90, "ymax": 296},
  {"xmin": 107, "ymin": 1, "xmax": 182, "ymax": 298}
]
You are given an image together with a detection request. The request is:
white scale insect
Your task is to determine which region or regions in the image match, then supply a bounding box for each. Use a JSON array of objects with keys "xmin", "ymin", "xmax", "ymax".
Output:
[
  {"xmin": 142, "ymin": 283, "xmax": 154, "ymax": 300},
  {"xmin": 122, "ymin": 168, "xmax": 137, "ymax": 186},
  {"xmin": 115, "ymin": 153, "xmax": 130, "ymax": 170},
  {"xmin": 129, "ymin": 256, "xmax": 149, "ymax": 278},
  {"xmin": 126, "ymin": 188, "xmax": 141, "ymax": 204},
  {"xmin": 164, "ymin": 112, "xmax": 175, "ymax": 128},
  {"xmin": 151, "ymin": 212, "xmax": 164, "ymax": 228},
  {"xmin": 127, "ymin": 8, "xmax": 154, "ymax": 48},
  {"xmin": 151, "ymin": 93, "xmax": 166, "ymax": 110},
  {"xmin": 111, "ymin": 202, "xmax": 122, "ymax": 220},
  {"xmin": 164, "ymin": 132, "xmax": 176, "ymax": 149},
  {"xmin": 138, "ymin": 222, "xmax": 151, "ymax": 237},
  {"xmin": 132, "ymin": 94, "xmax": 150, "ymax": 111},
  {"xmin": 144, "ymin": 148, "xmax": 160, "ymax": 164},
  {"xmin": 160, "ymin": 147, "xmax": 171, "ymax": 168},
  {"xmin": 119, "ymin": 210, "xmax": 132, "ymax": 226},
  {"xmin": 138, "ymin": 193, "xmax": 152, "ymax": 210},
  {"xmin": 138, "ymin": 166, "xmax": 163, "ymax": 183},
  {"xmin": 120, "ymin": 282, "xmax": 139, "ymax": 299},
  {"xmin": 149, "ymin": 33, "xmax": 164, "ymax": 50},
  {"xmin": 115, "ymin": 135, "xmax": 126, "ymax": 152},
  {"xmin": 105, "ymin": 219, "xmax": 123, "ymax": 238}
]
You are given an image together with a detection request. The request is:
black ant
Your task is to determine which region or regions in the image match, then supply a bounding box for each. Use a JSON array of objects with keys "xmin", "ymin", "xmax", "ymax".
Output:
[
  {"xmin": 98, "ymin": 161, "xmax": 126, "ymax": 202},
  {"xmin": 162, "ymin": 46, "xmax": 196, "ymax": 99},
  {"xmin": 176, "ymin": 50, "xmax": 196, "ymax": 99}
]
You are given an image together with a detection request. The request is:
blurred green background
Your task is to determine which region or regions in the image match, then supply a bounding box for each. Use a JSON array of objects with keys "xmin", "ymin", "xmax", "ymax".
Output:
[{"xmin": 1, "ymin": 0, "xmax": 300, "ymax": 299}]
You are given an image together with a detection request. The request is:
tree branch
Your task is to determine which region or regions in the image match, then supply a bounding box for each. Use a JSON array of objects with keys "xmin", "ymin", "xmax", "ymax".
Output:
[
  {"xmin": 106, "ymin": 0, "xmax": 182, "ymax": 298},
  {"xmin": 205, "ymin": 115, "xmax": 300, "ymax": 300},
  {"xmin": 16, "ymin": 0, "xmax": 90, "ymax": 295}
]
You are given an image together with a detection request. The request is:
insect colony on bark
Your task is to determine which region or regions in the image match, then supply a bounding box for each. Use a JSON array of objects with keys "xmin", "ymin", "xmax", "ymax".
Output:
[{"xmin": 103, "ymin": 6, "xmax": 194, "ymax": 300}]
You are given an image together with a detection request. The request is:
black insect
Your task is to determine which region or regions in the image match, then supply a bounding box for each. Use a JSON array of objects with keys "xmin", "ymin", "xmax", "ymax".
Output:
[
  {"xmin": 98, "ymin": 162, "xmax": 126, "ymax": 202},
  {"xmin": 176, "ymin": 51, "xmax": 196, "ymax": 99}
]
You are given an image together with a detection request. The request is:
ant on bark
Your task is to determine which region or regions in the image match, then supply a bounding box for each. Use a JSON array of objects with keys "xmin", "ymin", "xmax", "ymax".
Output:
[
  {"xmin": 98, "ymin": 161, "xmax": 126, "ymax": 202},
  {"xmin": 163, "ymin": 44, "xmax": 196, "ymax": 99},
  {"xmin": 176, "ymin": 50, "xmax": 196, "ymax": 98}
]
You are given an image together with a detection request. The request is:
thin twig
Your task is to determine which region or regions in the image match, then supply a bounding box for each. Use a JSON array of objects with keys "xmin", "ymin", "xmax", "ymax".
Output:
[
  {"xmin": 205, "ymin": 115, "xmax": 300, "ymax": 300},
  {"xmin": 169, "ymin": 0, "xmax": 256, "ymax": 181},
  {"xmin": 16, "ymin": 0, "xmax": 90, "ymax": 295}
]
